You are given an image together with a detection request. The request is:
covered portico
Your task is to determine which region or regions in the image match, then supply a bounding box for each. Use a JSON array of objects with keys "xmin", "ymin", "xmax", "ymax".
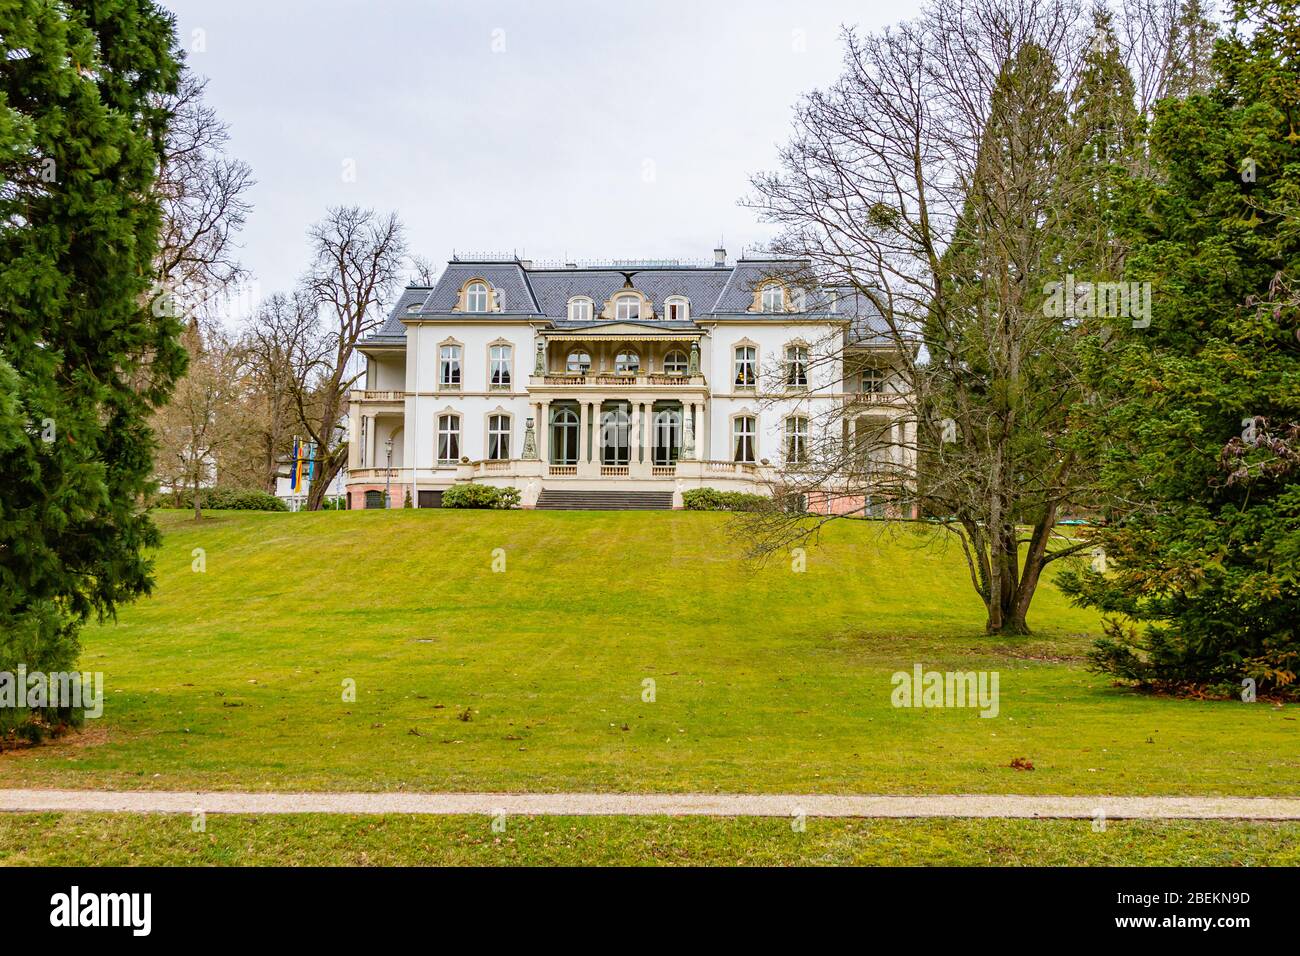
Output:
[{"xmin": 525, "ymin": 324, "xmax": 709, "ymax": 478}]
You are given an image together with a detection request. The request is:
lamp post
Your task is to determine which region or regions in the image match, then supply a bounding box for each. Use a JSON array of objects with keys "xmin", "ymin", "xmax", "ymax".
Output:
[{"xmin": 384, "ymin": 438, "xmax": 393, "ymax": 509}]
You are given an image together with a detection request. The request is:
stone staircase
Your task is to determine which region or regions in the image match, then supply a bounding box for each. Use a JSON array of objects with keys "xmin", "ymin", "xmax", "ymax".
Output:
[{"xmin": 535, "ymin": 490, "xmax": 675, "ymax": 511}]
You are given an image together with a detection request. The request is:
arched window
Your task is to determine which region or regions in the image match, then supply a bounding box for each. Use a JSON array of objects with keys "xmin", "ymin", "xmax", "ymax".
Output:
[
  {"xmin": 733, "ymin": 416, "xmax": 757, "ymax": 463},
  {"xmin": 665, "ymin": 296, "xmax": 689, "ymax": 322},
  {"xmin": 785, "ymin": 344, "xmax": 808, "ymax": 386},
  {"xmin": 568, "ymin": 297, "xmax": 592, "ymax": 322},
  {"xmin": 600, "ymin": 405, "xmax": 631, "ymax": 465},
  {"xmin": 615, "ymin": 350, "xmax": 639, "ymax": 374},
  {"xmin": 653, "ymin": 408, "xmax": 681, "ymax": 465},
  {"xmin": 437, "ymin": 414, "xmax": 461, "ymax": 463},
  {"xmin": 785, "ymin": 416, "xmax": 808, "ymax": 464},
  {"xmin": 488, "ymin": 414, "xmax": 511, "ymax": 460},
  {"xmin": 550, "ymin": 407, "xmax": 579, "ymax": 465},
  {"xmin": 567, "ymin": 350, "xmax": 591, "ymax": 374},
  {"xmin": 734, "ymin": 346, "xmax": 757, "ymax": 387},
  {"xmin": 663, "ymin": 350, "xmax": 688, "ymax": 375},
  {"xmin": 760, "ymin": 284, "xmax": 785, "ymax": 313},
  {"xmin": 465, "ymin": 281, "xmax": 490, "ymax": 313},
  {"xmin": 615, "ymin": 294, "xmax": 641, "ymax": 321}
]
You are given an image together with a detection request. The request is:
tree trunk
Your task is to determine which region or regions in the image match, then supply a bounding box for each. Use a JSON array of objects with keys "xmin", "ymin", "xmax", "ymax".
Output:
[
  {"xmin": 306, "ymin": 448, "xmax": 345, "ymax": 511},
  {"xmin": 192, "ymin": 472, "xmax": 202, "ymax": 521}
]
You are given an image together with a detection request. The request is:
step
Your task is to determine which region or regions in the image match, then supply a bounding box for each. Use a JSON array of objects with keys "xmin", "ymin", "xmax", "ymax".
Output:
[{"xmin": 535, "ymin": 490, "xmax": 675, "ymax": 511}]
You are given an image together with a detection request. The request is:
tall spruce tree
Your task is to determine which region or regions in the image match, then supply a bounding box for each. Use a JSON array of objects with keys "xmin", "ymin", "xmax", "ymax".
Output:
[
  {"xmin": 1060, "ymin": 0, "xmax": 1300, "ymax": 695},
  {"xmin": 0, "ymin": 2, "xmax": 184, "ymax": 736}
]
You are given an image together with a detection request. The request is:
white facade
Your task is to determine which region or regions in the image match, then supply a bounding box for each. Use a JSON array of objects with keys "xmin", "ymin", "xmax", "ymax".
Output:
[{"xmin": 346, "ymin": 254, "xmax": 912, "ymax": 510}]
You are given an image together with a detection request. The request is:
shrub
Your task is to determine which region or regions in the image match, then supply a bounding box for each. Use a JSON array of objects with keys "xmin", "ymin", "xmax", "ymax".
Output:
[
  {"xmin": 441, "ymin": 484, "xmax": 520, "ymax": 509},
  {"xmin": 681, "ymin": 487, "xmax": 768, "ymax": 512},
  {"xmin": 173, "ymin": 487, "xmax": 289, "ymax": 512}
]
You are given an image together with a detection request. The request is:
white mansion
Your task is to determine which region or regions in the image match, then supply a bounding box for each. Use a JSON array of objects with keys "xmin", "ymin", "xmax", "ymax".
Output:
[{"xmin": 346, "ymin": 249, "xmax": 914, "ymax": 510}]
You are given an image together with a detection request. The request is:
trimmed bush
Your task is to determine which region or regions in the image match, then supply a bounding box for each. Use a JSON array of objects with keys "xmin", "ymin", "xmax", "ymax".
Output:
[
  {"xmin": 173, "ymin": 487, "xmax": 289, "ymax": 512},
  {"xmin": 681, "ymin": 487, "xmax": 768, "ymax": 512},
  {"xmin": 441, "ymin": 484, "xmax": 521, "ymax": 510}
]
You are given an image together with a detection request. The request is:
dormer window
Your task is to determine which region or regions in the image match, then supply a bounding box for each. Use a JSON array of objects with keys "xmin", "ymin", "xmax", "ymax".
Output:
[
  {"xmin": 465, "ymin": 281, "xmax": 490, "ymax": 313},
  {"xmin": 615, "ymin": 294, "xmax": 641, "ymax": 321},
  {"xmin": 760, "ymin": 284, "xmax": 785, "ymax": 313},
  {"xmin": 665, "ymin": 296, "xmax": 689, "ymax": 322},
  {"xmin": 568, "ymin": 297, "xmax": 593, "ymax": 322},
  {"xmin": 409, "ymin": 300, "xmax": 423, "ymax": 313}
]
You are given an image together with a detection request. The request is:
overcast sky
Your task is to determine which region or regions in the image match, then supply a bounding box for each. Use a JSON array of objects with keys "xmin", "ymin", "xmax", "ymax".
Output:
[{"xmin": 165, "ymin": 0, "xmax": 926, "ymax": 301}]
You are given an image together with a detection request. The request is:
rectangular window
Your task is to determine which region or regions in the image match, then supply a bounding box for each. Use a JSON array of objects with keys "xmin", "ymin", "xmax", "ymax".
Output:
[
  {"xmin": 734, "ymin": 347, "xmax": 757, "ymax": 387},
  {"xmin": 616, "ymin": 296, "xmax": 640, "ymax": 321},
  {"xmin": 488, "ymin": 414, "xmax": 511, "ymax": 460},
  {"xmin": 490, "ymin": 344, "xmax": 512, "ymax": 388},
  {"xmin": 785, "ymin": 345, "xmax": 808, "ymax": 387},
  {"xmin": 733, "ymin": 416, "xmax": 756, "ymax": 463},
  {"xmin": 437, "ymin": 414, "xmax": 460, "ymax": 463},
  {"xmin": 786, "ymin": 416, "xmax": 808, "ymax": 464},
  {"xmin": 440, "ymin": 345, "xmax": 462, "ymax": 388}
]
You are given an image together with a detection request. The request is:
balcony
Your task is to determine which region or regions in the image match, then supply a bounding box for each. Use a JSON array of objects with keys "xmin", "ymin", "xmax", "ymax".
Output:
[
  {"xmin": 531, "ymin": 372, "xmax": 707, "ymax": 391},
  {"xmin": 844, "ymin": 389, "xmax": 908, "ymax": 406},
  {"xmin": 350, "ymin": 389, "xmax": 407, "ymax": 406}
]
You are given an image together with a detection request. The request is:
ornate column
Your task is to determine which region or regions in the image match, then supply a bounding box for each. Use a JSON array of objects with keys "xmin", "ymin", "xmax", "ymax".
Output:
[
  {"xmin": 693, "ymin": 403, "xmax": 706, "ymax": 461},
  {"xmin": 628, "ymin": 402, "xmax": 640, "ymax": 465},
  {"xmin": 681, "ymin": 401, "xmax": 695, "ymax": 460},
  {"xmin": 578, "ymin": 400, "xmax": 589, "ymax": 466},
  {"xmin": 534, "ymin": 338, "xmax": 546, "ymax": 376},
  {"xmin": 539, "ymin": 401, "xmax": 551, "ymax": 464}
]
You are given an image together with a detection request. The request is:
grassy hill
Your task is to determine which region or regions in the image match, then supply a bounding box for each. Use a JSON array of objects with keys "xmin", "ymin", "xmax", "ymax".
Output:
[{"xmin": 1, "ymin": 509, "xmax": 1295, "ymax": 796}]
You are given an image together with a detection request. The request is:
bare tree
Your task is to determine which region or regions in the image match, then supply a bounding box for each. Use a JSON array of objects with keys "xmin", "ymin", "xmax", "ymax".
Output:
[
  {"xmin": 408, "ymin": 254, "xmax": 439, "ymax": 287},
  {"xmin": 154, "ymin": 70, "xmax": 255, "ymax": 311},
  {"xmin": 1117, "ymin": 0, "xmax": 1219, "ymax": 120},
  {"xmin": 741, "ymin": 0, "xmax": 1149, "ymax": 634},
  {"xmin": 295, "ymin": 207, "xmax": 407, "ymax": 510},
  {"xmin": 237, "ymin": 292, "xmax": 321, "ymax": 491},
  {"xmin": 152, "ymin": 320, "xmax": 250, "ymax": 518}
]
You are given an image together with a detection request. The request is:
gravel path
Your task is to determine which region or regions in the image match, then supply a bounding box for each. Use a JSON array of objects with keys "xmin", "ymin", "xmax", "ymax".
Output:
[{"xmin": 2, "ymin": 789, "xmax": 1298, "ymax": 819}]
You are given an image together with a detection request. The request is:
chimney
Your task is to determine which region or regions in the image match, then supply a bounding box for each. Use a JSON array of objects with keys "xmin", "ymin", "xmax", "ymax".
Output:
[
  {"xmin": 519, "ymin": 259, "xmax": 533, "ymax": 270},
  {"xmin": 565, "ymin": 262, "xmax": 578, "ymax": 269},
  {"xmin": 713, "ymin": 246, "xmax": 726, "ymax": 267}
]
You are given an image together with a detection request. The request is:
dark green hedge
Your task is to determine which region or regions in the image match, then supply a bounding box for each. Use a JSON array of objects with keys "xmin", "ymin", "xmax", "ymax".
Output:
[
  {"xmin": 441, "ymin": 484, "xmax": 521, "ymax": 509},
  {"xmin": 173, "ymin": 487, "xmax": 289, "ymax": 512},
  {"xmin": 681, "ymin": 488, "xmax": 768, "ymax": 512}
]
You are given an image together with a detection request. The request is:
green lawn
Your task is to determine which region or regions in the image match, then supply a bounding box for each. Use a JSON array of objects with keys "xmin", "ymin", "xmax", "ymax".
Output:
[
  {"xmin": 2, "ymin": 813, "xmax": 1296, "ymax": 866},
  {"xmin": 0, "ymin": 509, "xmax": 1295, "ymax": 795}
]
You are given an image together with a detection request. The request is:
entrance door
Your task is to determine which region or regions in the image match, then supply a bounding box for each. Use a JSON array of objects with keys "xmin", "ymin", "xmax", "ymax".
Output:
[
  {"xmin": 550, "ymin": 407, "xmax": 579, "ymax": 464},
  {"xmin": 600, "ymin": 404, "xmax": 630, "ymax": 465},
  {"xmin": 653, "ymin": 407, "xmax": 681, "ymax": 465}
]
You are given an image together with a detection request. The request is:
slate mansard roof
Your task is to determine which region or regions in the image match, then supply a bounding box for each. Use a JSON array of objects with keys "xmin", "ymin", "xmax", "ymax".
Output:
[{"xmin": 365, "ymin": 256, "xmax": 892, "ymax": 345}]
